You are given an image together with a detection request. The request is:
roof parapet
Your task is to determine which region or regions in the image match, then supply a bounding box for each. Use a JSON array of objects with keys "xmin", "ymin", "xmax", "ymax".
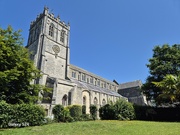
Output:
[{"xmin": 30, "ymin": 6, "xmax": 70, "ymax": 30}]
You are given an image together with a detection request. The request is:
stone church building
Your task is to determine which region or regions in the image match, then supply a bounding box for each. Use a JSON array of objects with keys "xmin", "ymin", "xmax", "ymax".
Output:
[{"xmin": 27, "ymin": 7, "xmax": 146, "ymax": 117}]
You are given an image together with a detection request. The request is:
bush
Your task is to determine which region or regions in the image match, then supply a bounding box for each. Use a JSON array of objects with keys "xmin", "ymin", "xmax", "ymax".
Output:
[
  {"xmin": 13, "ymin": 104, "xmax": 45, "ymax": 126},
  {"xmin": 52, "ymin": 105, "xmax": 74, "ymax": 122},
  {"xmin": 99, "ymin": 99, "xmax": 135, "ymax": 120},
  {"xmin": 0, "ymin": 101, "xmax": 46, "ymax": 128},
  {"xmin": 134, "ymin": 105, "xmax": 180, "ymax": 121},
  {"xmin": 61, "ymin": 107, "xmax": 73, "ymax": 122},
  {"xmin": 90, "ymin": 105, "xmax": 97, "ymax": 120},
  {"xmin": 82, "ymin": 105, "xmax": 86, "ymax": 114},
  {"xmin": 80, "ymin": 114, "xmax": 92, "ymax": 121},
  {"xmin": 114, "ymin": 99, "xmax": 135, "ymax": 120},
  {"xmin": 99, "ymin": 104, "xmax": 115, "ymax": 120},
  {"xmin": 52, "ymin": 104, "xmax": 64, "ymax": 122},
  {"xmin": 69, "ymin": 105, "xmax": 82, "ymax": 118},
  {"xmin": 0, "ymin": 101, "xmax": 14, "ymax": 128}
]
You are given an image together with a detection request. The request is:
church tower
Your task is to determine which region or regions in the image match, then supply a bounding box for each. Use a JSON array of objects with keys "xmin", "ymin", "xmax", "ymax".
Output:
[{"xmin": 27, "ymin": 7, "xmax": 70, "ymax": 85}]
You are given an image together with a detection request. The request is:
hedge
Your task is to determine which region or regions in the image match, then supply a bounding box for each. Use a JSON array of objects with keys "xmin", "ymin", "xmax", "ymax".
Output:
[
  {"xmin": 134, "ymin": 105, "xmax": 180, "ymax": 121},
  {"xmin": 0, "ymin": 101, "xmax": 45, "ymax": 128}
]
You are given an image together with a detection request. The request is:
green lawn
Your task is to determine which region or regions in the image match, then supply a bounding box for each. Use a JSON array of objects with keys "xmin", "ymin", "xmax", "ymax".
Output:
[{"xmin": 0, "ymin": 120, "xmax": 180, "ymax": 135}]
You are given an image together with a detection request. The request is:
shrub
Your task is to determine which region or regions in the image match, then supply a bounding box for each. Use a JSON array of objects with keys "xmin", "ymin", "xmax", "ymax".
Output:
[
  {"xmin": 13, "ymin": 104, "xmax": 45, "ymax": 126},
  {"xmin": 0, "ymin": 101, "xmax": 14, "ymax": 128},
  {"xmin": 69, "ymin": 105, "xmax": 82, "ymax": 121},
  {"xmin": 82, "ymin": 105, "xmax": 86, "ymax": 114},
  {"xmin": 90, "ymin": 105, "xmax": 97, "ymax": 120},
  {"xmin": 134, "ymin": 105, "xmax": 180, "ymax": 121},
  {"xmin": 114, "ymin": 99, "xmax": 135, "ymax": 120},
  {"xmin": 99, "ymin": 104, "xmax": 115, "ymax": 120},
  {"xmin": 52, "ymin": 105, "xmax": 74, "ymax": 122},
  {"xmin": 52, "ymin": 104, "xmax": 64, "ymax": 122},
  {"xmin": 0, "ymin": 101, "xmax": 46, "ymax": 128},
  {"xmin": 99, "ymin": 99, "xmax": 135, "ymax": 120},
  {"xmin": 61, "ymin": 107, "xmax": 73, "ymax": 122},
  {"xmin": 80, "ymin": 114, "xmax": 92, "ymax": 121}
]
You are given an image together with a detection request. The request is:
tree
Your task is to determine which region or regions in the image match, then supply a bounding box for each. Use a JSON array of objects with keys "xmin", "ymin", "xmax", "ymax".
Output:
[
  {"xmin": 152, "ymin": 74, "xmax": 180, "ymax": 105},
  {"xmin": 142, "ymin": 44, "xmax": 180, "ymax": 105},
  {"xmin": 0, "ymin": 26, "xmax": 42, "ymax": 104}
]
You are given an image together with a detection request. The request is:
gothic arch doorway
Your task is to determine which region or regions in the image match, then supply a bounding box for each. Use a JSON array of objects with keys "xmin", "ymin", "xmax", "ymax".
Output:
[{"xmin": 82, "ymin": 90, "xmax": 90, "ymax": 114}]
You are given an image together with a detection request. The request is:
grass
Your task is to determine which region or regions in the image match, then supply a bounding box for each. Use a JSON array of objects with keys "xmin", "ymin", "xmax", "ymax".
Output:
[{"xmin": 0, "ymin": 120, "xmax": 180, "ymax": 135}]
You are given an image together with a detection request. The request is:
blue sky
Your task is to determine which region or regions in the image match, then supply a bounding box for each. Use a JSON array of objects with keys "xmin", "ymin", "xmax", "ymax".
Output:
[{"xmin": 1, "ymin": 0, "xmax": 180, "ymax": 84}]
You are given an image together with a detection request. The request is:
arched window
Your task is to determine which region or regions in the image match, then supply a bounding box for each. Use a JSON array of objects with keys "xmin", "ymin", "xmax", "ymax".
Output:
[
  {"xmin": 60, "ymin": 30, "xmax": 65, "ymax": 42},
  {"xmin": 83, "ymin": 96, "xmax": 86, "ymax": 105},
  {"xmin": 94, "ymin": 97, "xmax": 98, "ymax": 105},
  {"xmin": 102, "ymin": 99, "xmax": 106, "ymax": 106},
  {"xmin": 62, "ymin": 94, "xmax": 68, "ymax": 106},
  {"xmin": 49, "ymin": 23, "xmax": 54, "ymax": 37}
]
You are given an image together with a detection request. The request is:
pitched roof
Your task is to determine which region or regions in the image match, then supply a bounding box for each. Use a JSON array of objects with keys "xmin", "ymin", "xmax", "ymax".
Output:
[
  {"xmin": 70, "ymin": 78, "xmax": 126, "ymax": 98},
  {"xmin": 119, "ymin": 80, "xmax": 142, "ymax": 89},
  {"xmin": 70, "ymin": 64, "xmax": 117, "ymax": 85}
]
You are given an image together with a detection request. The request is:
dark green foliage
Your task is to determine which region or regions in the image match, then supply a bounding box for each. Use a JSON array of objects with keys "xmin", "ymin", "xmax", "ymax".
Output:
[
  {"xmin": 0, "ymin": 101, "xmax": 14, "ymax": 128},
  {"xmin": 114, "ymin": 99, "xmax": 135, "ymax": 120},
  {"xmin": 52, "ymin": 105, "xmax": 73, "ymax": 122},
  {"xmin": 82, "ymin": 105, "xmax": 86, "ymax": 114},
  {"xmin": 69, "ymin": 105, "xmax": 82, "ymax": 120},
  {"xmin": 99, "ymin": 104, "xmax": 115, "ymax": 120},
  {"xmin": 134, "ymin": 105, "xmax": 180, "ymax": 121},
  {"xmin": 152, "ymin": 74, "xmax": 180, "ymax": 105},
  {"xmin": 13, "ymin": 104, "xmax": 45, "ymax": 126},
  {"xmin": 80, "ymin": 114, "xmax": 92, "ymax": 121},
  {"xmin": 99, "ymin": 99, "xmax": 135, "ymax": 120},
  {"xmin": 90, "ymin": 105, "xmax": 97, "ymax": 120},
  {"xmin": 142, "ymin": 44, "xmax": 180, "ymax": 105},
  {"xmin": 0, "ymin": 101, "xmax": 45, "ymax": 128},
  {"xmin": 133, "ymin": 105, "xmax": 149, "ymax": 120},
  {"xmin": 0, "ymin": 26, "xmax": 43, "ymax": 104},
  {"xmin": 52, "ymin": 104, "xmax": 64, "ymax": 122}
]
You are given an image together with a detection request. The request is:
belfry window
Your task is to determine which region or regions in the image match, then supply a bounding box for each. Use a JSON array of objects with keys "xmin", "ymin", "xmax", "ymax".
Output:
[
  {"xmin": 49, "ymin": 23, "xmax": 54, "ymax": 37},
  {"xmin": 60, "ymin": 30, "xmax": 65, "ymax": 43}
]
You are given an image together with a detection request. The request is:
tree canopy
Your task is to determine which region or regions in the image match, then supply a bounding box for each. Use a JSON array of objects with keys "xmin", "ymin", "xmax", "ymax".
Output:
[
  {"xmin": 152, "ymin": 74, "xmax": 180, "ymax": 105},
  {"xmin": 142, "ymin": 44, "xmax": 180, "ymax": 105},
  {"xmin": 0, "ymin": 26, "xmax": 42, "ymax": 104}
]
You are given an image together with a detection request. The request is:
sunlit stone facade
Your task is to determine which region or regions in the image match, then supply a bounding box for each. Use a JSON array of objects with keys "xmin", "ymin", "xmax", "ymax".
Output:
[{"xmin": 27, "ymin": 7, "xmax": 127, "ymax": 117}]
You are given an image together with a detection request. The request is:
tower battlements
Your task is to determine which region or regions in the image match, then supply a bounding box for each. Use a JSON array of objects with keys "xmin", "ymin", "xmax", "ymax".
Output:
[{"xmin": 30, "ymin": 6, "xmax": 70, "ymax": 30}]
